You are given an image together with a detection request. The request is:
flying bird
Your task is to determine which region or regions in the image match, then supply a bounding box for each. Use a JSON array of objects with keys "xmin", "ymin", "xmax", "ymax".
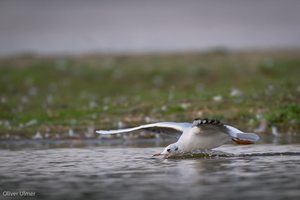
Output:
[{"xmin": 96, "ymin": 118, "xmax": 260, "ymax": 157}]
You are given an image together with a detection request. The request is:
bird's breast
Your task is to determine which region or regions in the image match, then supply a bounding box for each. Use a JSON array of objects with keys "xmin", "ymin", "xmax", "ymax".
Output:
[{"xmin": 178, "ymin": 130, "xmax": 230, "ymax": 151}]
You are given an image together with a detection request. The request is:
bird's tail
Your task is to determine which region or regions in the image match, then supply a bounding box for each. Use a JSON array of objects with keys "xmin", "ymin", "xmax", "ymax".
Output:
[{"xmin": 232, "ymin": 132, "xmax": 260, "ymax": 145}]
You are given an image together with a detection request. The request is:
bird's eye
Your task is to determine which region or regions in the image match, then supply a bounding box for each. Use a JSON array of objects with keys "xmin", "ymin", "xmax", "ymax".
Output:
[
  {"xmin": 167, "ymin": 149, "xmax": 171, "ymax": 152},
  {"xmin": 175, "ymin": 147, "xmax": 178, "ymax": 151}
]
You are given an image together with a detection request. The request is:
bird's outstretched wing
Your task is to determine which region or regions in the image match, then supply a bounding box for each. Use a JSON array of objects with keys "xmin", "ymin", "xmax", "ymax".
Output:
[
  {"xmin": 192, "ymin": 119, "xmax": 259, "ymax": 144},
  {"xmin": 192, "ymin": 118, "xmax": 229, "ymax": 135},
  {"xmin": 96, "ymin": 122, "xmax": 191, "ymax": 135}
]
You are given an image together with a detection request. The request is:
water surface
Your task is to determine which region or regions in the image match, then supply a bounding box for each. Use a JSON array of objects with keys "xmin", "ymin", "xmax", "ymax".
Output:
[{"xmin": 0, "ymin": 142, "xmax": 299, "ymax": 200}]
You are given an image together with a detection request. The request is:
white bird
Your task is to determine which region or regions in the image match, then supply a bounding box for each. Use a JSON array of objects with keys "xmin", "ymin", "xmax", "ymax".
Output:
[{"xmin": 96, "ymin": 118, "xmax": 260, "ymax": 157}]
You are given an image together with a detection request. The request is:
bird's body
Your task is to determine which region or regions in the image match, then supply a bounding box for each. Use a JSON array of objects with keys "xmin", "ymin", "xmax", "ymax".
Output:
[
  {"xmin": 96, "ymin": 118, "xmax": 260, "ymax": 157},
  {"xmin": 177, "ymin": 127, "xmax": 229, "ymax": 152}
]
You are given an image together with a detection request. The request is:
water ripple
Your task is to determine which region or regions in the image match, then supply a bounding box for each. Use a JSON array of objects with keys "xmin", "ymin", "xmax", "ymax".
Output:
[{"xmin": 0, "ymin": 144, "xmax": 300, "ymax": 200}]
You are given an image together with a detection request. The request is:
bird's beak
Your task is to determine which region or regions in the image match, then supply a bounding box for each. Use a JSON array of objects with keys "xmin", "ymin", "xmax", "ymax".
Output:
[{"xmin": 152, "ymin": 153, "xmax": 162, "ymax": 156}]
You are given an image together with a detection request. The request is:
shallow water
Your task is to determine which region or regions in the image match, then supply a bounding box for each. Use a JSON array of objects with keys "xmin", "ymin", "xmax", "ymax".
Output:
[{"xmin": 0, "ymin": 142, "xmax": 300, "ymax": 200}]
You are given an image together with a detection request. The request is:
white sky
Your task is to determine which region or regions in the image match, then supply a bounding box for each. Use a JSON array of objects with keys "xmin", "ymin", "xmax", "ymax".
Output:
[{"xmin": 0, "ymin": 0, "xmax": 300, "ymax": 55}]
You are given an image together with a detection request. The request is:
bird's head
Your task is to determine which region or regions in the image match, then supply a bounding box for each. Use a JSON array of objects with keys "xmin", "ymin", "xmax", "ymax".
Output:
[{"xmin": 153, "ymin": 143, "xmax": 180, "ymax": 157}]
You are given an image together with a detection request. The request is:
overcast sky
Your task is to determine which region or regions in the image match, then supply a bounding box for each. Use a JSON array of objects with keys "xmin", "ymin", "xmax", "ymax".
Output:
[{"xmin": 0, "ymin": 0, "xmax": 300, "ymax": 55}]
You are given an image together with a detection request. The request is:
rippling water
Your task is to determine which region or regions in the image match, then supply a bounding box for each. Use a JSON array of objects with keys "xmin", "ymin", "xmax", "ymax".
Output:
[{"xmin": 0, "ymin": 141, "xmax": 300, "ymax": 200}]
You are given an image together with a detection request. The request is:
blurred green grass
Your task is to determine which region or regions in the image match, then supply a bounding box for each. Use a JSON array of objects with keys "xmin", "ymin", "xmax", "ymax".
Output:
[{"xmin": 0, "ymin": 50, "xmax": 300, "ymax": 138}]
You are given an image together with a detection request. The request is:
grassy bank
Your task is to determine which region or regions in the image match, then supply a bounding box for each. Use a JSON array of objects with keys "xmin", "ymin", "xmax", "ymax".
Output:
[{"xmin": 0, "ymin": 50, "xmax": 299, "ymax": 138}]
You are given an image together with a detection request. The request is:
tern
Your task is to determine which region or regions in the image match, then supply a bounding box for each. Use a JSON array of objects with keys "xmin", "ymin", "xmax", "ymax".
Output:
[{"xmin": 96, "ymin": 118, "xmax": 260, "ymax": 157}]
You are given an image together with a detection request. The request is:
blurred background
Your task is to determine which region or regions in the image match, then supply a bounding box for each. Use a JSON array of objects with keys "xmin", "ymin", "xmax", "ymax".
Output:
[
  {"xmin": 1, "ymin": 0, "xmax": 300, "ymax": 55},
  {"xmin": 1, "ymin": 2, "xmax": 300, "ymax": 199},
  {"xmin": 0, "ymin": 0, "xmax": 299, "ymax": 139}
]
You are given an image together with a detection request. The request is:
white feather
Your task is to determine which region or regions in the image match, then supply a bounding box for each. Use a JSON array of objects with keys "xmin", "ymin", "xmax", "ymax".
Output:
[{"xmin": 96, "ymin": 122, "xmax": 191, "ymax": 135}]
